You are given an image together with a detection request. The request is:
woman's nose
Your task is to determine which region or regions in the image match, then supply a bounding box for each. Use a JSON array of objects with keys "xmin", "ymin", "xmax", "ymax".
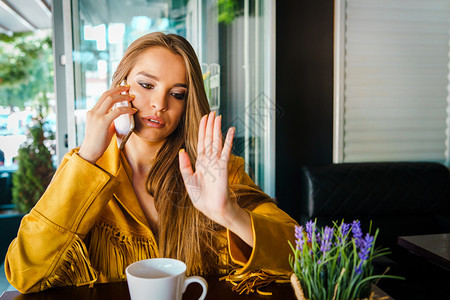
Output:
[{"xmin": 150, "ymin": 91, "xmax": 168, "ymax": 111}]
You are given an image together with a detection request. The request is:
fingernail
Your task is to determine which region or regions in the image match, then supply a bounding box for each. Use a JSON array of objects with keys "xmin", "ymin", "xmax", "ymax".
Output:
[
  {"xmin": 125, "ymin": 84, "xmax": 130, "ymax": 87},
  {"xmin": 132, "ymin": 108, "xmax": 138, "ymax": 112},
  {"xmin": 130, "ymin": 94, "xmax": 135, "ymax": 98},
  {"xmin": 179, "ymin": 148, "xmax": 185, "ymax": 155}
]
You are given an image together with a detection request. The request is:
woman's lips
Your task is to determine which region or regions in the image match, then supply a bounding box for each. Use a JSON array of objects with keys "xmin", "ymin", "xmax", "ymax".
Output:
[{"xmin": 142, "ymin": 115, "xmax": 165, "ymax": 128}]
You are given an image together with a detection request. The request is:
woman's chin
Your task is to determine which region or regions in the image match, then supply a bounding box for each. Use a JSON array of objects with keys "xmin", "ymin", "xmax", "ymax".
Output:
[{"xmin": 132, "ymin": 130, "xmax": 170, "ymax": 144}]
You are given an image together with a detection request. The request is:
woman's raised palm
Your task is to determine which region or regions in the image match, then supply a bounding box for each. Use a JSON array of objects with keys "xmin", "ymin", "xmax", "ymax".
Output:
[{"xmin": 178, "ymin": 112, "xmax": 236, "ymax": 227}]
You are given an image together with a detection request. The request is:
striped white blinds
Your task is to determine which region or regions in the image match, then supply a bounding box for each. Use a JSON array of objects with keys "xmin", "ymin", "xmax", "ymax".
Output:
[{"xmin": 334, "ymin": 0, "xmax": 450, "ymax": 165}]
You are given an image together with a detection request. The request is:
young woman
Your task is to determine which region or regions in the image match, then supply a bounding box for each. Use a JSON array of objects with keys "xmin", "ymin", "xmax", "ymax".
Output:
[{"xmin": 5, "ymin": 32, "xmax": 297, "ymax": 294}]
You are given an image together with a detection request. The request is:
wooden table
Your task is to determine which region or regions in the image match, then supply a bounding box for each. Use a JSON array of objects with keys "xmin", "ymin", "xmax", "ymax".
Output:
[
  {"xmin": 0, "ymin": 276, "xmax": 392, "ymax": 300},
  {"xmin": 0, "ymin": 276, "xmax": 296, "ymax": 300},
  {"xmin": 398, "ymin": 233, "xmax": 450, "ymax": 271}
]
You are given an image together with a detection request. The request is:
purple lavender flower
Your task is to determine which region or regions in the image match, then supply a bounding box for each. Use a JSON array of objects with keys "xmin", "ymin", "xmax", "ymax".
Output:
[
  {"xmin": 337, "ymin": 222, "xmax": 351, "ymax": 246},
  {"xmin": 295, "ymin": 225, "xmax": 303, "ymax": 239},
  {"xmin": 340, "ymin": 222, "xmax": 350, "ymax": 238},
  {"xmin": 359, "ymin": 233, "xmax": 374, "ymax": 260},
  {"xmin": 320, "ymin": 226, "xmax": 334, "ymax": 254},
  {"xmin": 295, "ymin": 225, "xmax": 305, "ymax": 251},
  {"xmin": 355, "ymin": 233, "xmax": 374, "ymax": 274},
  {"xmin": 305, "ymin": 220, "xmax": 315, "ymax": 243},
  {"xmin": 352, "ymin": 220, "xmax": 363, "ymax": 248}
]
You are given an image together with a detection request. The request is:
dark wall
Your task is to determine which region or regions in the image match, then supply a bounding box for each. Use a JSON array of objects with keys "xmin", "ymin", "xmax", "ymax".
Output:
[{"xmin": 275, "ymin": 1, "xmax": 334, "ymax": 216}]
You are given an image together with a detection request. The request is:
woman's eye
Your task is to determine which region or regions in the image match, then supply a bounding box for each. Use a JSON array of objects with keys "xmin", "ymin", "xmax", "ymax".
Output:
[
  {"xmin": 171, "ymin": 93, "xmax": 186, "ymax": 100},
  {"xmin": 139, "ymin": 82, "xmax": 154, "ymax": 89}
]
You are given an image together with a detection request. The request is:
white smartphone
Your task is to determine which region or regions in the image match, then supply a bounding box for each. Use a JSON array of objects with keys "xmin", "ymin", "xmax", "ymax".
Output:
[{"xmin": 113, "ymin": 80, "xmax": 135, "ymax": 149}]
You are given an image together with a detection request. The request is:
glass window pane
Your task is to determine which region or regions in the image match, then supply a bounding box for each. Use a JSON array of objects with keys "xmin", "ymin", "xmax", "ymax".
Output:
[{"xmin": 71, "ymin": 0, "xmax": 273, "ymax": 191}]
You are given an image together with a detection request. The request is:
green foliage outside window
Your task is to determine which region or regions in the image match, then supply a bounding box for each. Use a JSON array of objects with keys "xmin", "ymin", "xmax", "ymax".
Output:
[
  {"xmin": 0, "ymin": 31, "xmax": 53, "ymax": 110},
  {"xmin": 218, "ymin": 0, "xmax": 238, "ymax": 24},
  {"xmin": 12, "ymin": 110, "xmax": 55, "ymax": 213},
  {"xmin": 1, "ymin": 31, "xmax": 55, "ymax": 213}
]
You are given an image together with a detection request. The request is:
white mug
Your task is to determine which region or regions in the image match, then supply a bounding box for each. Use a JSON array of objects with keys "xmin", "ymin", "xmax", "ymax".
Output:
[{"xmin": 125, "ymin": 258, "xmax": 208, "ymax": 300}]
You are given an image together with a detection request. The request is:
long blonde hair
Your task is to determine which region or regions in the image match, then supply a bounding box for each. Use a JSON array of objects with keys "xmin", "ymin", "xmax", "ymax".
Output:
[{"xmin": 112, "ymin": 32, "xmax": 272, "ymax": 274}]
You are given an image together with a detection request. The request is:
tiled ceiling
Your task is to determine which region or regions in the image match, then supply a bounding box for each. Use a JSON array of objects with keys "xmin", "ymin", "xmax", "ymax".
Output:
[{"xmin": 0, "ymin": 0, "xmax": 52, "ymax": 35}]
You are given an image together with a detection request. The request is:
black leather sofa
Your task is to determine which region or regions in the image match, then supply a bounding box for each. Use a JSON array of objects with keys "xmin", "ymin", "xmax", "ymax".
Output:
[
  {"xmin": 297, "ymin": 162, "xmax": 450, "ymax": 299},
  {"xmin": 0, "ymin": 214, "xmax": 23, "ymax": 263}
]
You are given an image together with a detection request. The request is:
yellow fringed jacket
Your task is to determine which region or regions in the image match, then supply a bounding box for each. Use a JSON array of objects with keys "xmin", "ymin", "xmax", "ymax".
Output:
[{"xmin": 5, "ymin": 137, "xmax": 297, "ymax": 294}]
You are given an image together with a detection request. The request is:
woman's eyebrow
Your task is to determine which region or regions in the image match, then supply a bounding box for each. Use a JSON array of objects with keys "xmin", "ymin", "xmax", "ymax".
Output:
[
  {"xmin": 174, "ymin": 83, "xmax": 188, "ymax": 88},
  {"xmin": 136, "ymin": 71, "xmax": 187, "ymax": 88},
  {"xmin": 136, "ymin": 71, "xmax": 159, "ymax": 81}
]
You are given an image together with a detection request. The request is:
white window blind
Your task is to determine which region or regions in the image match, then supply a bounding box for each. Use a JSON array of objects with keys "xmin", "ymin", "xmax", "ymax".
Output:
[{"xmin": 334, "ymin": 0, "xmax": 450, "ymax": 165}]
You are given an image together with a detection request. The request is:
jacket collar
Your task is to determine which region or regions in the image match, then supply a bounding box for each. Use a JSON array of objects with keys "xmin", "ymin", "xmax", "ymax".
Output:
[{"xmin": 96, "ymin": 135, "xmax": 151, "ymax": 229}]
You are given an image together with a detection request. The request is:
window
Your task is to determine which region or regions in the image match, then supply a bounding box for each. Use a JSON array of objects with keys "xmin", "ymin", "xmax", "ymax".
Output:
[
  {"xmin": 59, "ymin": 0, "xmax": 276, "ymax": 195},
  {"xmin": 334, "ymin": 0, "xmax": 450, "ymax": 166}
]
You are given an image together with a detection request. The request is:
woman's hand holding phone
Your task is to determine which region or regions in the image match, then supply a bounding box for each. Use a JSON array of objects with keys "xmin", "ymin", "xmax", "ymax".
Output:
[
  {"xmin": 113, "ymin": 81, "xmax": 136, "ymax": 149},
  {"xmin": 78, "ymin": 85, "xmax": 136, "ymax": 164}
]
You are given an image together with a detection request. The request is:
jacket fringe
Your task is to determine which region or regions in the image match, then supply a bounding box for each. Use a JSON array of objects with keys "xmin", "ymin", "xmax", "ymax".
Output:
[
  {"xmin": 44, "ymin": 235, "xmax": 97, "ymax": 289},
  {"xmin": 88, "ymin": 222, "xmax": 159, "ymax": 281},
  {"xmin": 220, "ymin": 269, "xmax": 291, "ymax": 295}
]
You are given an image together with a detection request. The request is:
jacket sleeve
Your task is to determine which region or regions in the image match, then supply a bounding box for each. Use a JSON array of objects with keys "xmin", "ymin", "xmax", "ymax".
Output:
[
  {"xmin": 4, "ymin": 150, "xmax": 120, "ymax": 293},
  {"xmin": 226, "ymin": 156, "xmax": 298, "ymax": 274}
]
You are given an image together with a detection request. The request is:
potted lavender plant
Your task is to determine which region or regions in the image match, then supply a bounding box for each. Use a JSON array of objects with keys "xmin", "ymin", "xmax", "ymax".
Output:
[{"xmin": 289, "ymin": 220, "xmax": 402, "ymax": 300}]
